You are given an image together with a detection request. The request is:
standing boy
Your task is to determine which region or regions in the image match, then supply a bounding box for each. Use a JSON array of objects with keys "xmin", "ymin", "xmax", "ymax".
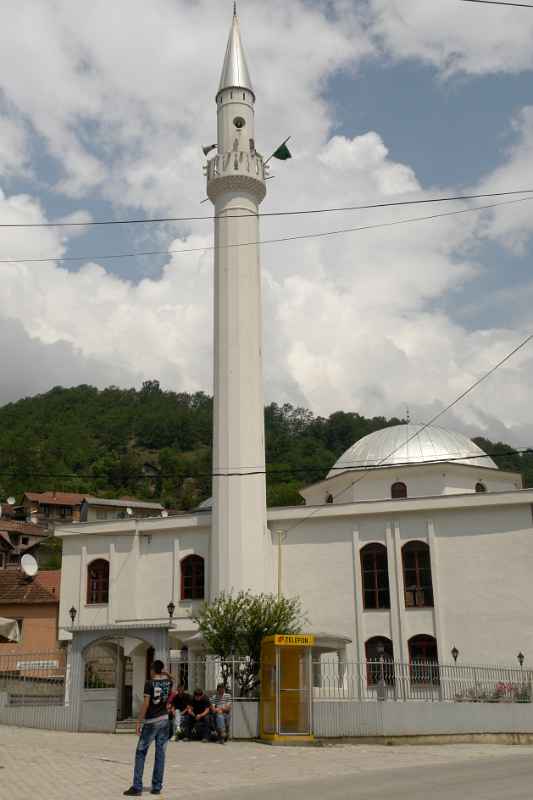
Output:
[{"xmin": 124, "ymin": 660, "xmax": 173, "ymax": 797}]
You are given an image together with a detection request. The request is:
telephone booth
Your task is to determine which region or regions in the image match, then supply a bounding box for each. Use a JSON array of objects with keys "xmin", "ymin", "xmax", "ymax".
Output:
[{"xmin": 260, "ymin": 634, "xmax": 315, "ymax": 744}]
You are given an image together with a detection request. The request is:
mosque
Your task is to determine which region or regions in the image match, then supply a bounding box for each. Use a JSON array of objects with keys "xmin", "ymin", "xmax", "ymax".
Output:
[{"xmin": 55, "ymin": 6, "xmax": 533, "ymax": 724}]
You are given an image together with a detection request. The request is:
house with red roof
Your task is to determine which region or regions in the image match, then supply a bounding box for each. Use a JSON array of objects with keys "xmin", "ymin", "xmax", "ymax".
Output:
[{"xmin": 0, "ymin": 570, "xmax": 61, "ymax": 657}]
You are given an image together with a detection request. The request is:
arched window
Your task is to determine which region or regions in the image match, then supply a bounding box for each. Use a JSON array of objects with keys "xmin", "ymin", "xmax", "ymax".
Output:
[
  {"xmin": 360, "ymin": 544, "xmax": 390, "ymax": 610},
  {"xmin": 365, "ymin": 637, "xmax": 394, "ymax": 685},
  {"xmin": 409, "ymin": 635, "xmax": 439, "ymax": 685},
  {"xmin": 87, "ymin": 559, "xmax": 109, "ymax": 605},
  {"xmin": 391, "ymin": 482, "xmax": 407, "ymax": 499},
  {"xmin": 475, "ymin": 482, "xmax": 487, "ymax": 493},
  {"xmin": 402, "ymin": 542, "xmax": 433, "ymax": 608},
  {"xmin": 181, "ymin": 555, "xmax": 205, "ymax": 601}
]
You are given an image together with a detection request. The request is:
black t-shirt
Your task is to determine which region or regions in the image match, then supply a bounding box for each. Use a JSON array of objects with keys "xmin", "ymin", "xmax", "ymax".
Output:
[
  {"xmin": 191, "ymin": 694, "xmax": 211, "ymax": 715},
  {"xmin": 170, "ymin": 692, "xmax": 192, "ymax": 713},
  {"xmin": 144, "ymin": 677, "xmax": 173, "ymax": 721}
]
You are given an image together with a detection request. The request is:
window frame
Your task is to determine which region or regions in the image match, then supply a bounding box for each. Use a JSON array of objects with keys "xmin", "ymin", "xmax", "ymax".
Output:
[
  {"xmin": 408, "ymin": 634, "xmax": 439, "ymax": 685},
  {"xmin": 391, "ymin": 482, "xmax": 408, "ymax": 499},
  {"xmin": 360, "ymin": 543, "xmax": 391, "ymax": 610},
  {"xmin": 402, "ymin": 541, "xmax": 434, "ymax": 608},
  {"xmin": 86, "ymin": 559, "xmax": 110, "ymax": 605},
  {"xmin": 365, "ymin": 636, "xmax": 395, "ymax": 686},
  {"xmin": 180, "ymin": 554, "xmax": 205, "ymax": 601}
]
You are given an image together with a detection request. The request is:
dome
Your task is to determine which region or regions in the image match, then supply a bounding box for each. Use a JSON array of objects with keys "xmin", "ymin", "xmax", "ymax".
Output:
[{"xmin": 327, "ymin": 424, "xmax": 498, "ymax": 478}]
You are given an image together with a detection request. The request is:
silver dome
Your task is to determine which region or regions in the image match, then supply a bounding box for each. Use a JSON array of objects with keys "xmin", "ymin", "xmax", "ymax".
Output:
[{"xmin": 327, "ymin": 424, "xmax": 498, "ymax": 478}]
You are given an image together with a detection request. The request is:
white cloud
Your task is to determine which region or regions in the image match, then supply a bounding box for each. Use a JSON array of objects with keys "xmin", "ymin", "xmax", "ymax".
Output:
[
  {"xmin": 0, "ymin": 0, "xmax": 532, "ymax": 447},
  {"xmin": 368, "ymin": 0, "xmax": 533, "ymax": 76}
]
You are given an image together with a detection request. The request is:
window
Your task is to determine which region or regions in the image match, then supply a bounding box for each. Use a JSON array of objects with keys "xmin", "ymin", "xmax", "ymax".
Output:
[
  {"xmin": 0, "ymin": 553, "xmax": 5, "ymax": 569},
  {"xmin": 391, "ymin": 482, "xmax": 408, "ymax": 499},
  {"xmin": 181, "ymin": 555, "xmax": 205, "ymax": 601},
  {"xmin": 21, "ymin": 537, "xmax": 29, "ymax": 545},
  {"xmin": 409, "ymin": 635, "xmax": 439, "ymax": 684},
  {"xmin": 360, "ymin": 544, "xmax": 390, "ymax": 610},
  {"xmin": 365, "ymin": 637, "xmax": 394, "ymax": 685},
  {"xmin": 96, "ymin": 511, "xmax": 108, "ymax": 521},
  {"xmin": 59, "ymin": 506, "xmax": 72, "ymax": 518},
  {"xmin": 7, "ymin": 553, "xmax": 19, "ymax": 569},
  {"xmin": 87, "ymin": 559, "xmax": 110, "ymax": 605},
  {"xmin": 402, "ymin": 542, "xmax": 433, "ymax": 608},
  {"xmin": 16, "ymin": 619, "xmax": 23, "ymax": 642},
  {"xmin": 475, "ymin": 482, "xmax": 487, "ymax": 493}
]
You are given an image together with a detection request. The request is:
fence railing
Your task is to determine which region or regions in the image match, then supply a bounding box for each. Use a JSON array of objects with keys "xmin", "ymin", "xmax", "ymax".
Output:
[
  {"xmin": 168, "ymin": 655, "xmax": 259, "ymax": 699},
  {"xmin": 314, "ymin": 659, "xmax": 533, "ymax": 703},
  {"xmin": 0, "ymin": 651, "xmax": 66, "ymax": 707}
]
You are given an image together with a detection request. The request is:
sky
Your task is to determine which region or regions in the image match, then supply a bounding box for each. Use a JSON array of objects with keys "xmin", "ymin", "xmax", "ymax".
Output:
[{"xmin": 1, "ymin": 0, "xmax": 533, "ymax": 445}]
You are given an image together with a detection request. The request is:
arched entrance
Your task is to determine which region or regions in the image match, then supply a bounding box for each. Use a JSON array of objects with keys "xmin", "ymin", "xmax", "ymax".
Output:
[{"xmin": 70, "ymin": 624, "xmax": 171, "ymax": 732}]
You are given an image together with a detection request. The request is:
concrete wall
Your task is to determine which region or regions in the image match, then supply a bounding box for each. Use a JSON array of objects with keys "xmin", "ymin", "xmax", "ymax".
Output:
[
  {"xmin": 314, "ymin": 701, "xmax": 533, "ymax": 739},
  {"xmin": 277, "ymin": 501, "xmax": 533, "ymax": 667},
  {"xmin": 58, "ymin": 523, "xmax": 209, "ymax": 643},
  {"xmin": 301, "ymin": 464, "xmax": 520, "ymax": 506}
]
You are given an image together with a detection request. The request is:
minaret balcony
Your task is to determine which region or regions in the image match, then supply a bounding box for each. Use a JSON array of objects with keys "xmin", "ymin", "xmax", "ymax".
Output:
[{"xmin": 206, "ymin": 151, "xmax": 267, "ymax": 203}]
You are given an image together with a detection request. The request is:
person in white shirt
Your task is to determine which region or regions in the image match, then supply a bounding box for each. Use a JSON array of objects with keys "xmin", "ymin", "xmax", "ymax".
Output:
[{"xmin": 210, "ymin": 683, "xmax": 232, "ymax": 744}]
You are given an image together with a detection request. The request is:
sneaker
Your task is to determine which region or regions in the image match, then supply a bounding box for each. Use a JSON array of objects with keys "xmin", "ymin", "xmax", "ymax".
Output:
[
  {"xmin": 150, "ymin": 791, "xmax": 161, "ymax": 796},
  {"xmin": 218, "ymin": 737, "xmax": 225, "ymax": 744},
  {"xmin": 202, "ymin": 738, "xmax": 209, "ymax": 743},
  {"xmin": 182, "ymin": 737, "xmax": 189, "ymax": 742},
  {"xmin": 123, "ymin": 789, "xmax": 142, "ymax": 797}
]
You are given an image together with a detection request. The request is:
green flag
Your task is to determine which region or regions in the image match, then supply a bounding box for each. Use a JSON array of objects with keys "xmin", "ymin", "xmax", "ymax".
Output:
[{"xmin": 272, "ymin": 142, "xmax": 292, "ymax": 161}]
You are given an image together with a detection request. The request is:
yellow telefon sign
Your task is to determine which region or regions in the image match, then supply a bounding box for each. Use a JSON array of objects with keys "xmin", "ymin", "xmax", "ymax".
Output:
[{"xmin": 273, "ymin": 634, "xmax": 315, "ymax": 647}]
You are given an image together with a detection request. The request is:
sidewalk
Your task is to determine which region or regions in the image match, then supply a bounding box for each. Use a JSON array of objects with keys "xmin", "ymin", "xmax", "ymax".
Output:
[{"xmin": 1, "ymin": 726, "xmax": 533, "ymax": 800}]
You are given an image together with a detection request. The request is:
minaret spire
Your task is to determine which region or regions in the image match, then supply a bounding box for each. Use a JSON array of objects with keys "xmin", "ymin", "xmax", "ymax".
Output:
[{"xmin": 218, "ymin": 3, "xmax": 254, "ymax": 97}]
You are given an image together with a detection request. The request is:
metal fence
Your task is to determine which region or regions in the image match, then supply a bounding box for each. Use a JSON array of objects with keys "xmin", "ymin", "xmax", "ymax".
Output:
[
  {"xmin": 313, "ymin": 659, "xmax": 533, "ymax": 703},
  {"xmin": 168, "ymin": 655, "xmax": 259, "ymax": 698},
  {"xmin": 0, "ymin": 651, "xmax": 66, "ymax": 707}
]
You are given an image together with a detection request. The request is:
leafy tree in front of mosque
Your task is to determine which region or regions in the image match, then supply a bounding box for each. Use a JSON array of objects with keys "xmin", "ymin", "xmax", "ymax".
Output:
[{"xmin": 195, "ymin": 591, "xmax": 307, "ymax": 696}]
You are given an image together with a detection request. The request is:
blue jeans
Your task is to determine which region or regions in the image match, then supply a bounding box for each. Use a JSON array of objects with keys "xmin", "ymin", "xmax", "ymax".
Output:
[
  {"xmin": 214, "ymin": 712, "xmax": 230, "ymax": 736},
  {"xmin": 133, "ymin": 719, "xmax": 168, "ymax": 793}
]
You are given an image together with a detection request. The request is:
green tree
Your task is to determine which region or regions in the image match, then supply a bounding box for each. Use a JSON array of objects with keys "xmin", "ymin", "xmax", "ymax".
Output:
[{"xmin": 195, "ymin": 591, "xmax": 307, "ymax": 695}]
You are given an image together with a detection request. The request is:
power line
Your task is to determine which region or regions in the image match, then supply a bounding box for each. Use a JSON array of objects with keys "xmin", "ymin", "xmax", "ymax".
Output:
[
  {"xmin": 462, "ymin": 0, "xmax": 533, "ymax": 7},
  {"xmin": 1, "ymin": 447, "xmax": 532, "ymax": 482},
  {"xmin": 2, "ymin": 196, "xmax": 531, "ymax": 266},
  {"xmin": 282, "ymin": 331, "xmax": 533, "ymax": 534},
  {"xmin": 0, "ymin": 188, "xmax": 533, "ymax": 229}
]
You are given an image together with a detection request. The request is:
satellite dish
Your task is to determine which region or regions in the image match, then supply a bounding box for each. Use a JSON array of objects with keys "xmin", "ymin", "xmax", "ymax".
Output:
[
  {"xmin": 126, "ymin": 507, "xmax": 133, "ymax": 517},
  {"xmin": 21, "ymin": 554, "xmax": 38, "ymax": 578},
  {"xmin": 7, "ymin": 497, "xmax": 15, "ymax": 506},
  {"xmin": 161, "ymin": 510, "xmax": 169, "ymax": 519}
]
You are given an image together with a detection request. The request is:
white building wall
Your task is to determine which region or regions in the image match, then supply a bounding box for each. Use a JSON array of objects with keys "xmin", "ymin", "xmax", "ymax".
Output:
[{"xmin": 301, "ymin": 464, "xmax": 520, "ymax": 506}]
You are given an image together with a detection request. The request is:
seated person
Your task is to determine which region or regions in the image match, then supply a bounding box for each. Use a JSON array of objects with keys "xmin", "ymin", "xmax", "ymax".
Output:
[
  {"xmin": 181, "ymin": 688, "xmax": 212, "ymax": 741},
  {"xmin": 167, "ymin": 685, "xmax": 192, "ymax": 741},
  {"xmin": 210, "ymin": 683, "xmax": 232, "ymax": 743}
]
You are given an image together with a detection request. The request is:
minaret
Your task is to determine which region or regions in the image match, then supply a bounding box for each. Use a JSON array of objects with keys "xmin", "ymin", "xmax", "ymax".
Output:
[{"xmin": 207, "ymin": 5, "xmax": 272, "ymax": 597}]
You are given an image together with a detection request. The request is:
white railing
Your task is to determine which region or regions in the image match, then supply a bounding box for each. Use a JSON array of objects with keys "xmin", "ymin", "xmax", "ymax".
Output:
[
  {"xmin": 206, "ymin": 151, "xmax": 266, "ymax": 182},
  {"xmin": 313, "ymin": 659, "xmax": 533, "ymax": 703}
]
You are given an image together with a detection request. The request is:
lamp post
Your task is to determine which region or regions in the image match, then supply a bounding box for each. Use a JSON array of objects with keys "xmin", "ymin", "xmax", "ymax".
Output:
[
  {"xmin": 451, "ymin": 646, "xmax": 459, "ymax": 664},
  {"xmin": 69, "ymin": 606, "xmax": 77, "ymax": 626},
  {"xmin": 376, "ymin": 642, "xmax": 387, "ymax": 702}
]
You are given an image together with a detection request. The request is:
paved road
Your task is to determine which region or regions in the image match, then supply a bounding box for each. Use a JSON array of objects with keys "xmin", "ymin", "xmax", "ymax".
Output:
[
  {"xmin": 2, "ymin": 726, "xmax": 533, "ymax": 799},
  {"xmin": 213, "ymin": 753, "xmax": 533, "ymax": 799}
]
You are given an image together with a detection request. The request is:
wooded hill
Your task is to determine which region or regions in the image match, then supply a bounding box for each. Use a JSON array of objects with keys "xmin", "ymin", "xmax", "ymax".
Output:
[{"xmin": 1, "ymin": 381, "xmax": 531, "ymax": 511}]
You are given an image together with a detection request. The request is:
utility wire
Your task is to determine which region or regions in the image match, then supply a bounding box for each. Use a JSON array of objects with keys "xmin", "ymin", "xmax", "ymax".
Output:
[
  {"xmin": 0, "ymin": 189, "xmax": 533, "ymax": 229},
  {"xmin": 1, "ymin": 196, "xmax": 531, "ymax": 266},
  {"xmin": 462, "ymin": 0, "xmax": 533, "ymax": 7},
  {"xmin": 282, "ymin": 331, "xmax": 533, "ymax": 534},
  {"xmin": 1, "ymin": 447, "xmax": 532, "ymax": 482}
]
